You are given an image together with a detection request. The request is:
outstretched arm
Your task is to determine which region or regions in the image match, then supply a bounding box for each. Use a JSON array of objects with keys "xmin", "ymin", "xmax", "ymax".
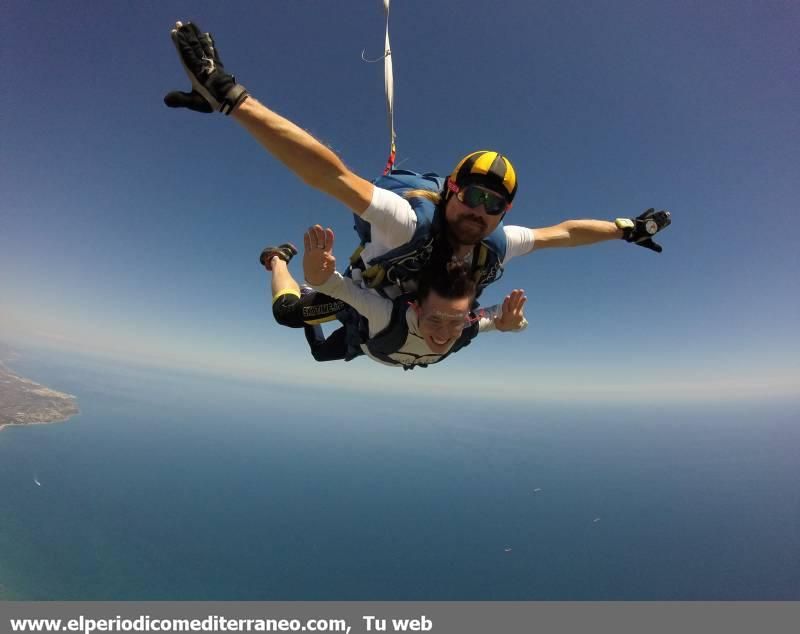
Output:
[
  {"xmin": 233, "ymin": 99, "xmax": 374, "ymax": 214},
  {"xmin": 527, "ymin": 209, "xmax": 672, "ymax": 254},
  {"xmin": 530, "ymin": 220, "xmax": 622, "ymax": 251},
  {"xmin": 165, "ymin": 21, "xmax": 374, "ymax": 214}
]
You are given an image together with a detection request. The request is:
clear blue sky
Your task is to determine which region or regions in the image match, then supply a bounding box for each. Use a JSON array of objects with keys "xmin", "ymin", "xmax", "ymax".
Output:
[{"xmin": 2, "ymin": 0, "xmax": 798, "ymax": 403}]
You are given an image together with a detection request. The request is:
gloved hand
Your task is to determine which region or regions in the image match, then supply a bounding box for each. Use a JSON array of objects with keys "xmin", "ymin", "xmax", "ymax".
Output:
[
  {"xmin": 615, "ymin": 208, "xmax": 672, "ymax": 253},
  {"xmin": 164, "ymin": 21, "xmax": 249, "ymax": 115}
]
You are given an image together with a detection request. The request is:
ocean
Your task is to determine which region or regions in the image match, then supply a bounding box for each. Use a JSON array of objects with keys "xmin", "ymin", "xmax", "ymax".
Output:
[{"xmin": 1, "ymin": 347, "xmax": 798, "ymax": 600}]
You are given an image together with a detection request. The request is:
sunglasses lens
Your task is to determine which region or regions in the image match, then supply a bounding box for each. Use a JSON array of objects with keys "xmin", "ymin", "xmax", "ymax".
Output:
[
  {"xmin": 460, "ymin": 187, "xmax": 483, "ymax": 208},
  {"xmin": 461, "ymin": 187, "xmax": 506, "ymax": 215},
  {"xmin": 484, "ymin": 197, "xmax": 506, "ymax": 215}
]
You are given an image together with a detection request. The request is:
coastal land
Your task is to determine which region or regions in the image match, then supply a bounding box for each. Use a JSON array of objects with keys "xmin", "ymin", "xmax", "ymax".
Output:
[{"xmin": 0, "ymin": 360, "xmax": 79, "ymax": 431}]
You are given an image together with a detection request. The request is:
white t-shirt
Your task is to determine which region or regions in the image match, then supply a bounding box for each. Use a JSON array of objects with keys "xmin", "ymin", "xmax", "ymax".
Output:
[
  {"xmin": 312, "ymin": 272, "xmax": 526, "ymax": 369},
  {"xmin": 359, "ymin": 186, "xmax": 535, "ymax": 271}
]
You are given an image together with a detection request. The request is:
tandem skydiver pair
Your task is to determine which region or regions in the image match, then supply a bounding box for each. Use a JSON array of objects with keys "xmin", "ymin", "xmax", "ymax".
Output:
[{"xmin": 164, "ymin": 20, "xmax": 672, "ymax": 370}]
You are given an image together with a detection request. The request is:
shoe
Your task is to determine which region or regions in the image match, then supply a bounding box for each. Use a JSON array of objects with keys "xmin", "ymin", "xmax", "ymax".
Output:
[{"xmin": 259, "ymin": 243, "xmax": 298, "ymax": 271}]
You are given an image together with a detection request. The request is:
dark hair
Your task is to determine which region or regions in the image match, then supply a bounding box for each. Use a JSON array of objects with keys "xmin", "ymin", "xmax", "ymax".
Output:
[{"xmin": 416, "ymin": 259, "xmax": 477, "ymax": 303}]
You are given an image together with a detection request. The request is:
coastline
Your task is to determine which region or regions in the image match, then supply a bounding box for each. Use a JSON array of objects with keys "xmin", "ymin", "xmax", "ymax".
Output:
[
  {"xmin": 0, "ymin": 359, "xmax": 80, "ymax": 432},
  {"xmin": 0, "ymin": 414, "xmax": 77, "ymax": 433}
]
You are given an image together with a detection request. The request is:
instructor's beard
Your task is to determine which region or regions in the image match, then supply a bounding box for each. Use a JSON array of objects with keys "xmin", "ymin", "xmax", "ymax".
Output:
[{"xmin": 447, "ymin": 214, "xmax": 488, "ymax": 246}]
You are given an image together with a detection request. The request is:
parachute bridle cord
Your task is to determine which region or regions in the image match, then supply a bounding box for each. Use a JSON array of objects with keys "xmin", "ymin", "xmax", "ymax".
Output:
[
  {"xmin": 360, "ymin": 49, "xmax": 390, "ymax": 64},
  {"xmin": 362, "ymin": 0, "xmax": 396, "ymax": 175}
]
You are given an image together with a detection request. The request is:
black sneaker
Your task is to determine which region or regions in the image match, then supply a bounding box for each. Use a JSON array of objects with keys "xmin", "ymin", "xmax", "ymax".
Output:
[{"xmin": 259, "ymin": 243, "xmax": 298, "ymax": 271}]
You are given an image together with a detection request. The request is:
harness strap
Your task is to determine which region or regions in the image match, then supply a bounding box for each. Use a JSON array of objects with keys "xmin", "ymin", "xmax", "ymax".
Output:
[
  {"xmin": 473, "ymin": 244, "xmax": 489, "ymax": 283},
  {"xmin": 362, "ymin": 264, "xmax": 386, "ymax": 289},
  {"xmin": 349, "ymin": 243, "xmax": 365, "ymax": 266}
]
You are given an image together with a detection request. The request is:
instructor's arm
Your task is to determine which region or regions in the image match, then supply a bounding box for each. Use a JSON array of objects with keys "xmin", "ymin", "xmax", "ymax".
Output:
[
  {"xmin": 530, "ymin": 220, "xmax": 623, "ymax": 251},
  {"xmin": 232, "ymin": 97, "xmax": 374, "ymax": 215}
]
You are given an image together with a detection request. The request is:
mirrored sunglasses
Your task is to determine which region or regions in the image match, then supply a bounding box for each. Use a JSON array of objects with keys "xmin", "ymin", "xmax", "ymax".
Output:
[{"xmin": 448, "ymin": 182, "xmax": 510, "ymax": 216}]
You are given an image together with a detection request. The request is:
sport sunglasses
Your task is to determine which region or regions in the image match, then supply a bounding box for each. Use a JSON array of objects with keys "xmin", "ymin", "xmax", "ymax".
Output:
[{"xmin": 447, "ymin": 181, "xmax": 511, "ymax": 216}]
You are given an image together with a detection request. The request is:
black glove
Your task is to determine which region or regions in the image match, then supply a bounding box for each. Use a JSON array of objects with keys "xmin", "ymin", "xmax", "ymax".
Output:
[
  {"xmin": 164, "ymin": 21, "xmax": 249, "ymax": 115},
  {"xmin": 615, "ymin": 208, "xmax": 672, "ymax": 253}
]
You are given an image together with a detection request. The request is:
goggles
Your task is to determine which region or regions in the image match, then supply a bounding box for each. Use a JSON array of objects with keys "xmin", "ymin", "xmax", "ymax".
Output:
[
  {"xmin": 417, "ymin": 309, "xmax": 489, "ymax": 332},
  {"xmin": 420, "ymin": 314, "xmax": 468, "ymax": 334},
  {"xmin": 447, "ymin": 181, "xmax": 511, "ymax": 216},
  {"xmin": 412, "ymin": 304, "xmax": 470, "ymax": 333}
]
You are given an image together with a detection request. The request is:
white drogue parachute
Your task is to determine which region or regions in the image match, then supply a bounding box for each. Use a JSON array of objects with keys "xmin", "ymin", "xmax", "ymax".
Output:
[{"xmin": 362, "ymin": 0, "xmax": 396, "ymax": 174}]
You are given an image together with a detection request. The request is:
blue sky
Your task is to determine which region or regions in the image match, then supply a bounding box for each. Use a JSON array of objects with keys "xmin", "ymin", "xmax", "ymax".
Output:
[{"xmin": 1, "ymin": 0, "xmax": 798, "ymax": 403}]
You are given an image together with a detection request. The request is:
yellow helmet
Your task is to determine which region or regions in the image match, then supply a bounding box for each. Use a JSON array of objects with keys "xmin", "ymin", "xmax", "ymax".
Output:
[{"xmin": 449, "ymin": 150, "xmax": 518, "ymax": 203}]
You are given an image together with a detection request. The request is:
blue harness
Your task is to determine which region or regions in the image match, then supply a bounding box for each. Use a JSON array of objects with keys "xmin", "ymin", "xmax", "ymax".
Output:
[{"xmin": 347, "ymin": 169, "xmax": 507, "ymax": 297}]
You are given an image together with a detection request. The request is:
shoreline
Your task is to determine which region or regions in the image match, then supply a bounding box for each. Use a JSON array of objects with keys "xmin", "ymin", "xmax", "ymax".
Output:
[
  {"xmin": 0, "ymin": 358, "xmax": 80, "ymax": 432},
  {"xmin": 0, "ymin": 412, "xmax": 78, "ymax": 433}
]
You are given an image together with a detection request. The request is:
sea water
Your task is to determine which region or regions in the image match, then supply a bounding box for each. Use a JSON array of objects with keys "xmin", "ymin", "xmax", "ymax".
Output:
[{"xmin": 1, "ymin": 347, "xmax": 798, "ymax": 599}]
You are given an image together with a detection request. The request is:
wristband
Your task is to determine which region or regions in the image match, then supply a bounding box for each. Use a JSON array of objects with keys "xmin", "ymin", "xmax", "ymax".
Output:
[{"xmin": 615, "ymin": 218, "xmax": 634, "ymax": 240}]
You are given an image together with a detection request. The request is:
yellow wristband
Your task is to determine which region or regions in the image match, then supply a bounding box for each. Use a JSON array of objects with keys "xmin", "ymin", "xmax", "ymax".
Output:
[{"xmin": 615, "ymin": 218, "xmax": 634, "ymax": 231}]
